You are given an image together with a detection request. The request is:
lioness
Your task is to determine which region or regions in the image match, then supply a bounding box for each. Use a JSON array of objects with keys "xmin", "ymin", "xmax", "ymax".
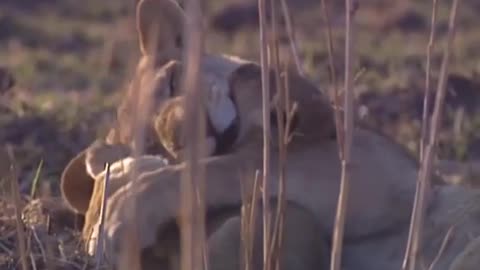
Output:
[
  {"xmin": 92, "ymin": 62, "xmax": 480, "ymax": 270},
  {"xmin": 86, "ymin": 56, "xmax": 428, "ymax": 267},
  {"xmin": 60, "ymin": 0, "xmax": 427, "ymax": 266}
]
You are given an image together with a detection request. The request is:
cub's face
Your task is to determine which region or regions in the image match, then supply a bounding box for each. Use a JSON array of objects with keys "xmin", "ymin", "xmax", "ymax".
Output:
[
  {"xmin": 153, "ymin": 63, "xmax": 299, "ymax": 158},
  {"xmin": 154, "ymin": 93, "xmax": 240, "ymax": 160}
]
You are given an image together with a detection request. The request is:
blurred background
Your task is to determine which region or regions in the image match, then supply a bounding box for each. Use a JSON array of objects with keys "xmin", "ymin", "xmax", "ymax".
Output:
[{"xmin": 0, "ymin": 0, "xmax": 479, "ymax": 193}]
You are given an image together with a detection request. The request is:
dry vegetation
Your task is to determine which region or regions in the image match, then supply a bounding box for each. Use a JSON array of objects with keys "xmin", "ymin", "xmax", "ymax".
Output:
[{"xmin": 0, "ymin": 0, "xmax": 480, "ymax": 269}]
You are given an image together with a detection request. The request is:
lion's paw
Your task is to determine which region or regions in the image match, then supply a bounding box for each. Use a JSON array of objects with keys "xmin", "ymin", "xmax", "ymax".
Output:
[{"xmin": 89, "ymin": 168, "xmax": 179, "ymax": 265}]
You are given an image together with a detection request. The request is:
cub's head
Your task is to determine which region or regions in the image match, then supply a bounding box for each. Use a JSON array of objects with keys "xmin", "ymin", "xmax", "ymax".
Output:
[{"xmin": 154, "ymin": 94, "xmax": 239, "ymax": 160}]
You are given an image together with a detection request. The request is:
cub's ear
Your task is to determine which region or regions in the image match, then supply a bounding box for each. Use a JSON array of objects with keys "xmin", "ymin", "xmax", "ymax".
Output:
[
  {"xmin": 84, "ymin": 140, "xmax": 132, "ymax": 179},
  {"xmin": 136, "ymin": 0, "xmax": 185, "ymax": 61},
  {"xmin": 60, "ymin": 150, "xmax": 94, "ymax": 214}
]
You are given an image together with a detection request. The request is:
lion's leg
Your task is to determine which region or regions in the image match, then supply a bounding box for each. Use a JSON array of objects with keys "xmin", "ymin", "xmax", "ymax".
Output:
[
  {"xmin": 238, "ymin": 199, "xmax": 330, "ymax": 270},
  {"xmin": 141, "ymin": 200, "xmax": 329, "ymax": 270}
]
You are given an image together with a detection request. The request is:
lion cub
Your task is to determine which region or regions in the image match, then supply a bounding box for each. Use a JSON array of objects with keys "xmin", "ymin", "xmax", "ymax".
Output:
[
  {"xmin": 60, "ymin": 0, "xmax": 250, "ymax": 214},
  {"xmin": 79, "ymin": 138, "xmax": 330, "ymax": 270}
]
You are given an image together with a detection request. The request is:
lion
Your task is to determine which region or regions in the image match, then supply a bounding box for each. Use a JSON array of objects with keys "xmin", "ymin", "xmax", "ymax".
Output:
[
  {"xmin": 82, "ymin": 55, "xmax": 429, "ymax": 268},
  {"xmin": 61, "ymin": 0, "xmax": 426, "ymax": 267},
  {"xmin": 75, "ymin": 78, "xmax": 331, "ymax": 270},
  {"xmin": 93, "ymin": 62, "xmax": 480, "ymax": 270},
  {"xmin": 60, "ymin": 0, "xmax": 480, "ymax": 269},
  {"xmin": 82, "ymin": 141, "xmax": 480, "ymax": 270},
  {"xmin": 209, "ymin": 65, "xmax": 480, "ymax": 270}
]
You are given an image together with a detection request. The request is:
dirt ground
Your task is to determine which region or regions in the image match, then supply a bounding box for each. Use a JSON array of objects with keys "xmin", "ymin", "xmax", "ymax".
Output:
[{"xmin": 0, "ymin": 0, "xmax": 479, "ymax": 269}]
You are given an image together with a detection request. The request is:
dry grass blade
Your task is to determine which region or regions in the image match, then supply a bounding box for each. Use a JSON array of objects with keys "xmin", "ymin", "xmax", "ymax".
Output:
[
  {"xmin": 179, "ymin": 0, "xmax": 207, "ymax": 270},
  {"xmin": 29, "ymin": 159, "xmax": 43, "ymax": 199},
  {"xmin": 427, "ymin": 225, "xmax": 455, "ymax": 270},
  {"xmin": 329, "ymin": 1, "xmax": 357, "ymax": 270},
  {"xmin": 240, "ymin": 170, "xmax": 260, "ymax": 270},
  {"xmin": 118, "ymin": 70, "xmax": 151, "ymax": 270},
  {"xmin": 41, "ymin": 183, "xmax": 55, "ymax": 270},
  {"xmin": 419, "ymin": 0, "xmax": 439, "ymax": 161},
  {"xmin": 268, "ymin": 3, "xmax": 288, "ymax": 268},
  {"xmin": 6, "ymin": 145, "xmax": 29, "ymax": 270},
  {"xmin": 94, "ymin": 162, "xmax": 111, "ymax": 269},
  {"xmin": 115, "ymin": 22, "xmax": 160, "ymax": 270},
  {"xmin": 279, "ymin": 0, "xmax": 305, "ymax": 77},
  {"xmin": 320, "ymin": 0, "xmax": 337, "ymax": 87},
  {"xmin": 117, "ymin": 226, "xmax": 141, "ymax": 270},
  {"xmin": 403, "ymin": 0, "xmax": 462, "ymax": 269},
  {"xmin": 30, "ymin": 227, "xmax": 47, "ymax": 265},
  {"xmin": 258, "ymin": 0, "xmax": 272, "ymax": 269},
  {"xmin": 320, "ymin": 0, "xmax": 344, "ymax": 159},
  {"xmin": 117, "ymin": 10, "xmax": 166, "ymax": 269},
  {"xmin": 270, "ymin": 60, "xmax": 294, "ymax": 270},
  {"xmin": 402, "ymin": 0, "xmax": 439, "ymax": 267}
]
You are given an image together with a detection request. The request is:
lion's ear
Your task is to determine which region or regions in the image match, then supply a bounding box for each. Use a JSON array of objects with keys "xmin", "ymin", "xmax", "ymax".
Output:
[
  {"xmin": 136, "ymin": 0, "xmax": 185, "ymax": 61},
  {"xmin": 84, "ymin": 140, "xmax": 132, "ymax": 178},
  {"xmin": 60, "ymin": 150, "xmax": 95, "ymax": 214}
]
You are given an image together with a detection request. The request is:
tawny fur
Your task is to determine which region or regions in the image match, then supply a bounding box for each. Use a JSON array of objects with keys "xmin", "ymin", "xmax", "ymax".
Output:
[
  {"xmin": 341, "ymin": 185, "xmax": 480, "ymax": 270},
  {"xmin": 64, "ymin": 0, "xmax": 411, "ymax": 263},
  {"xmin": 138, "ymin": 200, "xmax": 330, "ymax": 270},
  {"xmin": 61, "ymin": 1, "xmax": 480, "ymax": 269},
  {"xmin": 94, "ymin": 61, "xmax": 424, "ymax": 265},
  {"xmin": 81, "ymin": 141, "xmax": 169, "ymax": 255},
  {"xmin": 96, "ymin": 61, "xmax": 480, "ymax": 270}
]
